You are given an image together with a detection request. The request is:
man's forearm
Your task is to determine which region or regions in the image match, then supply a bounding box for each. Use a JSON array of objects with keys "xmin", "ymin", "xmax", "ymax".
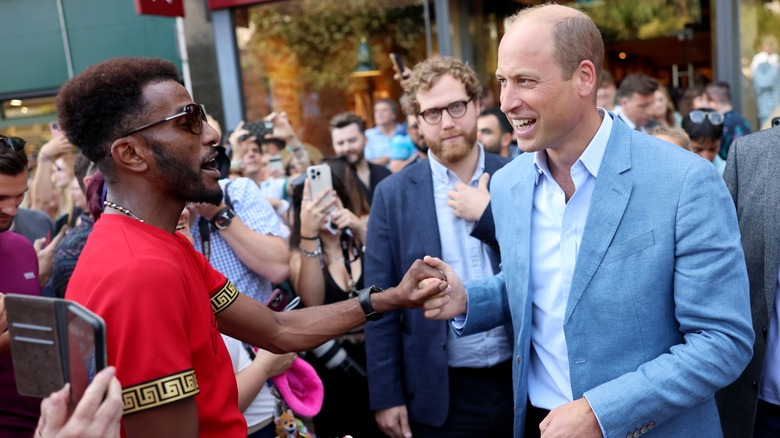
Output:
[{"xmin": 219, "ymin": 217, "xmax": 289, "ymax": 284}]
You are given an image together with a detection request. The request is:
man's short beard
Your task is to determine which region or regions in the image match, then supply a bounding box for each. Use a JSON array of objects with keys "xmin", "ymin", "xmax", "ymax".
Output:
[{"xmin": 148, "ymin": 139, "xmax": 223, "ymax": 205}]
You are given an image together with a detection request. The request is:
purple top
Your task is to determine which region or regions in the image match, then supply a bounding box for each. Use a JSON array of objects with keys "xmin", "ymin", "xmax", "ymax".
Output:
[{"xmin": 0, "ymin": 231, "xmax": 42, "ymax": 437}]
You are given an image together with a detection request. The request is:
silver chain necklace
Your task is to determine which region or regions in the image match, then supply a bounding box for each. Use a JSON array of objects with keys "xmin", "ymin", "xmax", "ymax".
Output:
[{"xmin": 103, "ymin": 201, "xmax": 145, "ymax": 223}]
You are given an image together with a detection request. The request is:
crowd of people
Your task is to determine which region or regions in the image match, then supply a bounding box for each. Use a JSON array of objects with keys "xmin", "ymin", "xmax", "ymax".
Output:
[{"xmin": 1, "ymin": 3, "xmax": 779, "ymax": 438}]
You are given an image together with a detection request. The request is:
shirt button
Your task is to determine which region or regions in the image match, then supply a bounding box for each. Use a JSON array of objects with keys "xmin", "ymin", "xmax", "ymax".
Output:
[
  {"xmin": 566, "ymin": 230, "xmax": 572, "ymax": 237},
  {"xmin": 472, "ymin": 261, "xmax": 477, "ymax": 267},
  {"xmin": 485, "ymin": 331, "xmax": 491, "ymax": 337}
]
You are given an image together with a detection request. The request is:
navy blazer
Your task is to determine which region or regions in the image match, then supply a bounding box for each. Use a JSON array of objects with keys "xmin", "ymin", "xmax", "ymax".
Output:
[{"xmin": 364, "ymin": 151, "xmax": 510, "ymax": 427}]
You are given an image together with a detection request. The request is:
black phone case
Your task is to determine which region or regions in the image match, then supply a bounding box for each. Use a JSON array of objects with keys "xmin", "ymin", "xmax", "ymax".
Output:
[{"xmin": 5, "ymin": 294, "xmax": 107, "ymax": 399}]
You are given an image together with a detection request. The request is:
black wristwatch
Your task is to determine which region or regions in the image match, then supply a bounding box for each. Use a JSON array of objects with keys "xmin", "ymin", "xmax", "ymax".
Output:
[
  {"xmin": 358, "ymin": 285, "xmax": 384, "ymax": 321},
  {"xmin": 210, "ymin": 207, "xmax": 236, "ymax": 231}
]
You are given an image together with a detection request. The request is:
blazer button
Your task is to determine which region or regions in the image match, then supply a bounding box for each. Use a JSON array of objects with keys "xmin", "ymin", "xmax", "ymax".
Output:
[
  {"xmin": 763, "ymin": 326, "xmax": 768, "ymax": 336},
  {"xmin": 753, "ymin": 380, "xmax": 758, "ymax": 388},
  {"xmin": 641, "ymin": 426, "xmax": 648, "ymax": 433},
  {"xmin": 648, "ymin": 422, "xmax": 655, "ymax": 429},
  {"xmin": 517, "ymin": 355, "xmax": 520, "ymax": 364},
  {"xmin": 441, "ymin": 342, "xmax": 446, "ymax": 350},
  {"xmin": 633, "ymin": 430, "xmax": 641, "ymax": 437},
  {"xmin": 626, "ymin": 434, "xmax": 633, "ymax": 438}
]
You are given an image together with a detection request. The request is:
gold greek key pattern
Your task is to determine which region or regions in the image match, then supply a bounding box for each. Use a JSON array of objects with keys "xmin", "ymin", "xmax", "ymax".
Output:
[
  {"xmin": 122, "ymin": 369, "xmax": 199, "ymax": 415},
  {"xmin": 211, "ymin": 280, "xmax": 239, "ymax": 314}
]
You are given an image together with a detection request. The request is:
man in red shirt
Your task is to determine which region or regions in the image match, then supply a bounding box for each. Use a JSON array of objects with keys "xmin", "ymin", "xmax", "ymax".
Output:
[{"xmin": 56, "ymin": 57, "xmax": 447, "ymax": 438}]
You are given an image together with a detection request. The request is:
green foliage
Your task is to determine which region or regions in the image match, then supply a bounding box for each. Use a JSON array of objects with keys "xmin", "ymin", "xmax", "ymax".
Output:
[
  {"xmin": 248, "ymin": 0, "xmax": 426, "ymax": 92},
  {"xmin": 575, "ymin": 0, "xmax": 699, "ymax": 42}
]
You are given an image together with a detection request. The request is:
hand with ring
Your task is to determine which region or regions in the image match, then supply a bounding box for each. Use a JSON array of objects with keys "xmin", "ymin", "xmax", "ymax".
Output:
[{"xmin": 329, "ymin": 197, "xmax": 367, "ymax": 242}]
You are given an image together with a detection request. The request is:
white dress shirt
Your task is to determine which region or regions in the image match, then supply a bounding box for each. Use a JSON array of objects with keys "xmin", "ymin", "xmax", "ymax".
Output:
[
  {"xmin": 759, "ymin": 263, "xmax": 780, "ymax": 405},
  {"xmin": 528, "ymin": 110, "xmax": 613, "ymax": 409}
]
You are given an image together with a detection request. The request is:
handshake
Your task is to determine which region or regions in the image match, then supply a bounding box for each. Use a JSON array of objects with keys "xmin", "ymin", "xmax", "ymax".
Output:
[{"xmin": 391, "ymin": 256, "xmax": 468, "ymax": 321}]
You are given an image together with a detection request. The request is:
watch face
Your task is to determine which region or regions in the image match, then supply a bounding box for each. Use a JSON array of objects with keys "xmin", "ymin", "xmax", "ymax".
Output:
[{"xmin": 214, "ymin": 216, "xmax": 229, "ymax": 228}]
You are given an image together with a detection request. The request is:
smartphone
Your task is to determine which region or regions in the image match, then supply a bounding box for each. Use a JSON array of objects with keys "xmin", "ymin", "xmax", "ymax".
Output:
[
  {"xmin": 50, "ymin": 121, "xmax": 63, "ymax": 138},
  {"xmin": 240, "ymin": 120, "xmax": 274, "ymax": 141},
  {"xmin": 390, "ymin": 53, "xmax": 406, "ymax": 76},
  {"xmin": 5, "ymin": 294, "xmax": 107, "ymax": 406},
  {"xmin": 268, "ymin": 155, "xmax": 284, "ymax": 173},
  {"xmin": 307, "ymin": 164, "xmax": 335, "ymax": 213}
]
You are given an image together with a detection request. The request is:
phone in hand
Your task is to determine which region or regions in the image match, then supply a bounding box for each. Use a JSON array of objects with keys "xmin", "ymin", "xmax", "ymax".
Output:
[
  {"xmin": 50, "ymin": 121, "xmax": 63, "ymax": 138},
  {"xmin": 5, "ymin": 295, "xmax": 107, "ymax": 407},
  {"xmin": 390, "ymin": 53, "xmax": 406, "ymax": 77},
  {"xmin": 268, "ymin": 155, "xmax": 284, "ymax": 173},
  {"xmin": 307, "ymin": 164, "xmax": 335, "ymax": 214},
  {"xmin": 240, "ymin": 120, "xmax": 274, "ymax": 141}
]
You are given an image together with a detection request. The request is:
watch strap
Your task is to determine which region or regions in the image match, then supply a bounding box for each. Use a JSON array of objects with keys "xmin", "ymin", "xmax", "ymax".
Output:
[{"xmin": 358, "ymin": 285, "xmax": 383, "ymax": 321}]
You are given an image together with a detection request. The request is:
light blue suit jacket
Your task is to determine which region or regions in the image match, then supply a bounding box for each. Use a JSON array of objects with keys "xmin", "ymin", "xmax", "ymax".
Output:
[{"xmin": 459, "ymin": 118, "xmax": 754, "ymax": 437}]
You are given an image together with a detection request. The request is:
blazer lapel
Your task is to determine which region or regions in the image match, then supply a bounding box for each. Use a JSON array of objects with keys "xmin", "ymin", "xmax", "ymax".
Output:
[
  {"xmin": 408, "ymin": 159, "xmax": 442, "ymax": 257},
  {"xmin": 509, "ymin": 158, "xmax": 537, "ymax": 301},
  {"xmin": 565, "ymin": 121, "xmax": 633, "ymax": 325}
]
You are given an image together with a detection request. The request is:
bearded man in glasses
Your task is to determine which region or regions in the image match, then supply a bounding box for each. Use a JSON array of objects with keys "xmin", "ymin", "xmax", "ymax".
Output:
[
  {"xmin": 55, "ymin": 56, "xmax": 448, "ymax": 438},
  {"xmin": 364, "ymin": 56, "xmax": 514, "ymax": 438}
]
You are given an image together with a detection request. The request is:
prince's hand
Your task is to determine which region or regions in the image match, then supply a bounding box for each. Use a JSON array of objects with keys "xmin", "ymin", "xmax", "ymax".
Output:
[{"xmin": 421, "ymin": 256, "xmax": 468, "ymax": 320}]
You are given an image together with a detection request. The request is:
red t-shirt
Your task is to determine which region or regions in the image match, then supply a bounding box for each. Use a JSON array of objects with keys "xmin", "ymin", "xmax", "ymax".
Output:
[{"xmin": 66, "ymin": 215, "xmax": 245, "ymax": 437}]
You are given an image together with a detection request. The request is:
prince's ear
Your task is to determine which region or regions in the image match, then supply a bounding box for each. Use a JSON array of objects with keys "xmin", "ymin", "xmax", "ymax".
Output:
[
  {"xmin": 108, "ymin": 137, "xmax": 150, "ymax": 174},
  {"xmin": 576, "ymin": 60, "xmax": 598, "ymax": 98}
]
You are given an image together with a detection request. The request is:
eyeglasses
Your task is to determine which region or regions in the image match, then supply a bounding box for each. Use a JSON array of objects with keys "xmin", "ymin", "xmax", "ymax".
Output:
[
  {"xmin": 121, "ymin": 103, "xmax": 207, "ymax": 138},
  {"xmin": 1, "ymin": 135, "xmax": 26, "ymax": 152},
  {"xmin": 418, "ymin": 97, "xmax": 473, "ymax": 125},
  {"xmin": 688, "ymin": 110, "xmax": 724, "ymax": 126}
]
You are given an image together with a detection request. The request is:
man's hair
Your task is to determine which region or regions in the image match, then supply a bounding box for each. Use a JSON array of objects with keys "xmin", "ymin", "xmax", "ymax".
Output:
[
  {"xmin": 329, "ymin": 112, "xmax": 366, "ymax": 133},
  {"xmin": 600, "ymin": 70, "xmax": 615, "ymax": 87},
  {"xmin": 402, "ymin": 56, "xmax": 482, "ymax": 116},
  {"xmin": 705, "ymin": 82, "xmax": 732, "ymax": 105},
  {"xmin": 681, "ymin": 109, "xmax": 724, "ymax": 142},
  {"xmin": 0, "ymin": 136, "xmax": 28, "ymax": 176},
  {"xmin": 647, "ymin": 125, "xmax": 691, "ymax": 149},
  {"xmin": 505, "ymin": 5, "xmax": 604, "ymax": 84},
  {"xmin": 480, "ymin": 107, "xmax": 513, "ymax": 135},
  {"xmin": 260, "ymin": 137, "xmax": 286, "ymax": 153},
  {"xmin": 56, "ymin": 57, "xmax": 181, "ymax": 172},
  {"xmin": 617, "ymin": 73, "xmax": 659, "ymax": 99},
  {"xmin": 374, "ymin": 98, "xmax": 399, "ymax": 117}
]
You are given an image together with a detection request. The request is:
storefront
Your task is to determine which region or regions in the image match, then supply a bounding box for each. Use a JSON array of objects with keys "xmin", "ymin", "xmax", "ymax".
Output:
[{"xmin": 211, "ymin": 0, "xmax": 774, "ymax": 151}]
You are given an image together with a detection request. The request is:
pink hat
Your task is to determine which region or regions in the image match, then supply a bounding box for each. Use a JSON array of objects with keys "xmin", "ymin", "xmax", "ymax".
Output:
[{"xmin": 271, "ymin": 358, "xmax": 324, "ymax": 417}]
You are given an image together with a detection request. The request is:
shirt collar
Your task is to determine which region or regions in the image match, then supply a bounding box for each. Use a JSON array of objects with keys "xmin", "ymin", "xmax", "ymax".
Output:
[
  {"xmin": 429, "ymin": 143, "xmax": 486, "ymax": 185},
  {"xmin": 533, "ymin": 108, "xmax": 613, "ymax": 184}
]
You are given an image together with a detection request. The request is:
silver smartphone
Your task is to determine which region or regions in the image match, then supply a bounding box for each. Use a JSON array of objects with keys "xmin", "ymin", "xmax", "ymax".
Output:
[{"xmin": 307, "ymin": 164, "xmax": 335, "ymax": 214}]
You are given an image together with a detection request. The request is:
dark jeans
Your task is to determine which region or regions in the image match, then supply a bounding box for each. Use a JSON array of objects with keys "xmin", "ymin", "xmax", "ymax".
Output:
[
  {"xmin": 754, "ymin": 399, "xmax": 780, "ymax": 438},
  {"xmin": 524, "ymin": 400, "xmax": 551, "ymax": 438},
  {"xmin": 411, "ymin": 360, "xmax": 514, "ymax": 438}
]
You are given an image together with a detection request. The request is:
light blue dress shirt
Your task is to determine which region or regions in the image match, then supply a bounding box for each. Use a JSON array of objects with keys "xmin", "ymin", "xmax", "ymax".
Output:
[{"xmin": 429, "ymin": 145, "xmax": 513, "ymax": 368}]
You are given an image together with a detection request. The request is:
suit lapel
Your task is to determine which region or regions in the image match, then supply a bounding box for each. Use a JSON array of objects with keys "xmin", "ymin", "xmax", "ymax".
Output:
[
  {"xmin": 509, "ymin": 158, "xmax": 537, "ymax": 301},
  {"xmin": 763, "ymin": 133, "xmax": 780, "ymax": 315},
  {"xmin": 565, "ymin": 121, "xmax": 633, "ymax": 325},
  {"xmin": 408, "ymin": 159, "xmax": 442, "ymax": 257}
]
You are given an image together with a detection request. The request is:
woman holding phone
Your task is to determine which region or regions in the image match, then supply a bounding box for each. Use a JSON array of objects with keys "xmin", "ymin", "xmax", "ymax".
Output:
[{"xmin": 288, "ymin": 157, "xmax": 380, "ymax": 437}]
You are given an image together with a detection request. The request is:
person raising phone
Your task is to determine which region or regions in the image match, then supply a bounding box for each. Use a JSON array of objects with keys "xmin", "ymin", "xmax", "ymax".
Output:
[{"xmin": 288, "ymin": 157, "xmax": 381, "ymax": 437}]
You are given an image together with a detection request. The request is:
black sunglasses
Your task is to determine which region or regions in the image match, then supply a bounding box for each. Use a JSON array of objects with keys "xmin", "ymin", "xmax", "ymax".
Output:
[
  {"xmin": 121, "ymin": 103, "xmax": 207, "ymax": 138},
  {"xmin": 1, "ymin": 135, "xmax": 26, "ymax": 152}
]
